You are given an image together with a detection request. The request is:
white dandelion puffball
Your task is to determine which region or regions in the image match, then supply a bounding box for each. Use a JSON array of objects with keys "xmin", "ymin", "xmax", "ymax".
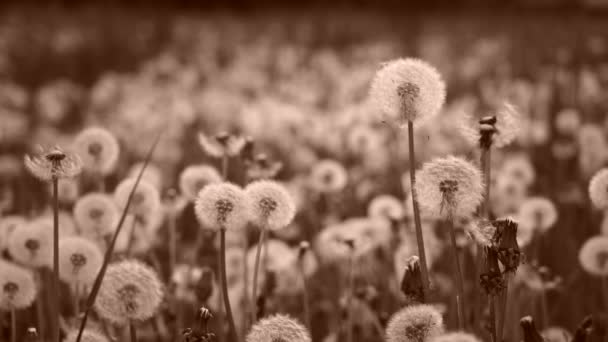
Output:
[
  {"xmin": 368, "ymin": 194, "xmax": 405, "ymax": 221},
  {"xmin": 554, "ymin": 108, "xmax": 581, "ymax": 136},
  {"xmin": 128, "ymin": 162, "xmax": 163, "ymax": 190},
  {"xmin": 195, "ymin": 182, "xmax": 250, "ymax": 231},
  {"xmin": 245, "ymin": 180, "xmax": 296, "ymax": 231},
  {"xmin": 415, "ymin": 156, "xmax": 484, "ymax": 219},
  {"xmin": 589, "ymin": 169, "xmax": 608, "ymax": 210},
  {"xmin": 36, "ymin": 211, "xmax": 78, "ymax": 236},
  {"xmin": 8, "ymin": 221, "xmax": 52, "ymax": 268},
  {"xmin": 179, "ymin": 164, "xmax": 222, "ymax": 200},
  {"xmin": 53, "ymin": 178, "xmax": 80, "ymax": 205},
  {"xmin": 579, "ymin": 236, "xmax": 608, "ymax": 277},
  {"xmin": 0, "ymin": 215, "xmax": 26, "ymax": 252},
  {"xmin": 370, "ymin": 58, "xmax": 446, "ymax": 124},
  {"xmin": 73, "ymin": 193, "xmax": 119, "ymax": 238},
  {"xmin": 309, "ymin": 159, "xmax": 348, "ymax": 194},
  {"xmin": 500, "ymin": 154, "xmax": 536, "ymax": 187},
  {"xmin": 58, "ymin": 236, "xmax": 103, "ymax": 286},
  {"xmin": 114, "ymin": 178, "xmax": 161, "ymax": 216},
  {"xmin": 95, "ymin": 260, "xmax": 163, "ymax": 324},
  {"xmin": 246, "ymin": 314, "xmax": 311, "ymax": 342},
  {"xmin": 492, "ymin": 102, "xmax": 522, "ymax": 148},
  {"xmin": 63, "ymin": 329, "xmax": 109, "ymax": 342},
  {"xmin": 0, "ymin": 261, "xmax": 37, "ymax": 310},
  {"xmin": 432, "ymin": 332, "xmax": 482, "ymax": 342},
  {"xmin": 517, "ymin": 197, "xmax": 558, "ymax": 234},
  {"xmin": 73, "ymin": 126, "xmax": 120, "ymax": 175},
  {"xmin": 385, "ymin": 304, "xmax": 445, "ymax": 342}
]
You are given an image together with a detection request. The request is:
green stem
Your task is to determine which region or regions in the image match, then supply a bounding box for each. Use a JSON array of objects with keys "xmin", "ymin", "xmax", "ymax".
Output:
[
  {"xmin": 407, "ymin": 121, "xmax": 431, "ymax": 300},
  {"xmin": 251, "ymin": 229, "xmax": 267, "ymax": 322},
  {"xmin": 130, "ymin": 321, "xmax": 137, "ymax": 342},
  {"xmin": 52, "ymin": 177, "xmax": 60, "ymax": 342},
  {"xmin": 220, "ymin": 229, "xmax": 238, "ymax": 342},
  {"xmin": 448, "ymin": 218, "xmax": 466, "ymax": 330}
]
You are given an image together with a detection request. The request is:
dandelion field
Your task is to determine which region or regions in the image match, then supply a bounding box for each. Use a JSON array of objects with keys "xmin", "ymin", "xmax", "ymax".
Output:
[{"xmin": 2, "ymin": 5, "xmax": 608, "ymax": 342}]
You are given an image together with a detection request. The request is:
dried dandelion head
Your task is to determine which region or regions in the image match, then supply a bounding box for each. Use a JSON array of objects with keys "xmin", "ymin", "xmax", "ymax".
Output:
[
  {"xmin": 24, "ymin": 146, "xmax": 82, "ymax": 181},
  {"xmin": 63, "ymin": 329, "xmax": 109, "ymax": 342},
  {"xmin": 517, "ymin": 197, "xmax": 558, "ymax": 233},
  {"xmin": 195, "ymin": 182, "xmax": 250, "ymax": 231},
  {"xmin": 246, "ymin": 314, "xmax": 311, "ymax": 342},
  {"xmin": 0, "ymin": 216, "xmax": 26, "ymax": 252},
  {"xmin": 369, "ymin": 58, "xmax": 446, "ymax": 125},
  {"xmin": 58, "ymin": 236, "xmax": 103, "ymax": 286},
  {"xmin": 589, "ymin": 169, "xmax": 608, "ymax": 210},
  {"xmin": 479, "ymin": 247, "xmax": 506, "ymax": 296},
  {"xmin": 309, "ymin": 159, "xmax": 348, "ymax": 194},
  {"xmin": 8, "ymin": 221, "xmax": 53, "ymax": 268},
  {"xmin": 179, "ymin": 164, "xmax": 222, "ymax": 200},
  {"xmin": 245, "ymin": 180, "xmax": 296, "ymax": 231},
  {"xmin": 579, "ymin": 236, "xmax": 608, "ymax": 277},
  {"xmin": 431, "ymin": 332, "xmax": 482, "ymax": 342},
  {"xmin": 415, "ymin": 156, "xmax": 484, "ymax": 219},
  {"xmin": 368, "ymin": 195, "xmax": 405, "ymax": 221},
  {"xmin": 95, "ymin": 260, "xmax": 163, "ymax": 324},
  {"xmin": 114, "ymin": 178, "xmax": 161, "ymax": 216},
  {"xmin": 73, "ymin": 127, "xmax": 120, "ymax": 176},
  {"xmin": 0, "ymin": 261, "xmax": 37, "ymax": 310},
  {"xmin": 73, "ymin": 193, "xmax": 119, "ymax": 239},
  {"xmin": 198, "ymin": 131, "xmax": 246, "ymax": 158},
  {"xmin": 385, "ymin": 304, "xmax": 445, "ymax": 342}
]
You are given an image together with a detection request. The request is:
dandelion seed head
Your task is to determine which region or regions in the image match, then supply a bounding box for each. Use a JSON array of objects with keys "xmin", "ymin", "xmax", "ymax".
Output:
[
  {"xmin": 246, "ymin": 314, "xmax": 311, "ymax": 342},
  {"xmin": 128, "ymin": 162, "xmax": 163, "ymax": 190},
  {"xmin": 492, "ymin": 102, "xmax": 522, "ymax": 148},
  {"xmin": 63, "ymin": 329, "xmax": 109, "ymax": 342},
  {"xmin": 517, "ymin": 197, "xmax": 558, "ymax": 234},
  {"xmin": 385, "ymin": 304, "xmax": 445, "ymax": 342},
  {"xmin": 74, "ymin": 193, "xmax": 119, "ymax": 239},
  {"xmin": 58, "ymin": 236, "xmax": 103, "ymax": 286},
  {"xmin": 415, "ymin": 156, "xmax": 484, "ymax": 219},
  {"xmin": 369, "ymin": 58, "xmax": 446, "ymax": 124},
  {"xmin": 24, "ymin": 146, "xmax": 82, "ymax": 181},
  {"xmin": 500, "ymin": 154, "xmax": 535, "ymax": 187},
  {"xmin": 195, "ymin": 182, "xmax": 249, "ymax": 231},
  {"xmin": 555, "ymin": 108, "xmax": 581, "ymax": 136},
  {"xmin": 8, "ymin": 220, "xmax": 52, "ymax": 268},
  {"xmin": 179, "ymin": 164, "xmax": 222, "ymax": 200},
  {"xmin": 246, "ymin": 180, "xmax": 296, "ymax": 231},
  {"xmin": 0, "ymin": 216, "xmax": 25, "ymax": 252},
  {"xmin": 309, "ymin": 159, "xmax": 348, "ymax": 193},
  {"xmin": 368, "ymin": 195, "xmax": 405, "ymax": 221},
  {"xmin": 541, "ymin": 327, "xmax": 572, "ymax": 342},
  {"xmin": 579, "ymin": 236, "xmax": 608, "ymax": 277},
  {"xmin": 199, "ymin": 132, "xmax": 246, "ymax": 158},
  {"xmin": 114, "ymin": 178, "xmax": 161, "ymax": 216},
  {"xmin": 431, "ymin": 332, "xmax": 482, "ymax": 342},
  {"xmin": 589, "ymin": 169, "xmax": 608, "ymax": 210},
  {"xmin": 95, "ymin": 260, "xmax": 163, "ymax": 324},
  {"xmin": 0, "ymin": 261, "xmax": 37, "ymax": 310},
  {"xmin": 73, "ymin": 127, "xmax": 120, "ymax": 176}
]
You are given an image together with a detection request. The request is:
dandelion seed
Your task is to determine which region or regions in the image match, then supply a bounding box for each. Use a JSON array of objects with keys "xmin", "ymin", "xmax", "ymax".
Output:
[
  {"xmin": 309, "ymin": 159, "xmax": 348, "ymax": 194},
  {"xmin": 246, "ymin": 314, "xmax": 311, "ymax": 342},
  {"xmin": 73, "ymin": 193, "xmax": 119, "ymax": 239},
  {"xmin": 415, "ymin": 156, "xmax": 484, "ymax": 219},
  {"xmin": 245, "ymin": 180, "xmax": 296, "ymax": 231},
  {"xmin": 8, "ymin": 221, "xmax": 53, "ymax": 268},
  {"xmin": 431, "ymin": 332, "xmax": 482, "ymax": 342},
  {"xmin": 385, "ymin": 304, "xmax": 444, "ymax": 342},
  {"xmin": 63, "ymin": 329, "xmax": 109, "ymax": 342},
  {"xmin": 58, "ymin": 236, "xmax": 103, "ymax": 286},
  {"xmin": 179, "ymin": 164, "xmax": 222, "ymax": 200},
  {"xmin": 198, "ymin": 131, "xmax": 246, "ymax": 158},
  {"xmin": 114, "ymin": 178, "xmax": 161, "ymax": 216},
  {"xmin": 579, "ymin": 236, "xmax": 608, "ymax": 277},
  {"xmin": 73, "ymin": 127, "xmax": 120, "ymax": 176},
  {"xmin": 0, "ymin": 261, "xmax": 37, "ymax": 310},
  {"xmin": 368, "ymin": 195, "xmax": 405, "ymax": 221},
  {"xmin": 95, "ymin": 260, "xmax": 163, "ymax": 324},
  {"xmin": 369, "ymin": 58, "xmax": 446, "ymax": 125},
  {"xmin": 24, "ymin": 146, "xmax": 82, "ymax": 181},
  {"xmin": 195, "ymin": 182, "xmax": 250, "ymax": 231}
]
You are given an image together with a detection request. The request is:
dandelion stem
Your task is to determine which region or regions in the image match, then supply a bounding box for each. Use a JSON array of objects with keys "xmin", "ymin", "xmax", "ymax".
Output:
[
  {"xmin": 346, "ymin": 252, "xmax": 355, "ymax": 342},
  {"xmin": 129, "ymin": 321, "xmax": 137, "ymax": 342},
  {"xmin": 168, "ymin": 209, "xmax": 177, "ymax": 280},
  {"xmin": 52, "ymin": 176, "xmax": 60, "ymax": 342},
  {"xmin": 406, "ymin": 120, "xmax": 431, "ymax": 301},
  {"xmin": 126, "ymin": 216, "xmax": 138, "ymax": 257},
  {"xmin": 447, "ymin": 218, "xmax": 466, "ymax": 330},
  {"xmin": 298, "ymin": 256, "xmax": 311, "ymax": 333},
  {"xmin": 219, "ymin": 228, "xmax": 238, "ymax": 342},
  {"xmin": 242, "ymin": 240, "xmax": 251, "ymax": 334},
  {"xmin": 539, "ymin": 286, "xmax": 549, "ymax": 328},
  {"xmin": 497, "ymin": 275, "xmax": 512, "ymax": 341},
  {"xmin": 72, "ymin": 285, "xmax": 80, "ymax": 317},
  {"xmin": 489, "ymin": 298, "xmax": 497, "ymax": 342},
  {"xmin": 603, "ymin": 276, "xmax": 608, "ymax": 316},
  {"xmin": 251, "ymin": 228, "xmax": 267, "ymax": 322},
  {"xmin": 11, "ymin": 308, "xmax": 16, "ymax": 342},
  {"xmin": 35, "ymin": 271, "xmax": 46, "ymax": 341}
]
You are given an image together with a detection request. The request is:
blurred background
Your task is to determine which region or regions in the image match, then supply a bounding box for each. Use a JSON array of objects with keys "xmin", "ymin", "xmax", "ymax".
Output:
[{"xmin": 2, "ymin": 1, "xmax": 608, "ymax": 342}]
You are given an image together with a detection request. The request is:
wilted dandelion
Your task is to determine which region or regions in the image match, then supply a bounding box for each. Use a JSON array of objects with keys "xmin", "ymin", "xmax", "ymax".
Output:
[
  {"xmin": 415, "ymin": 156, "xmax": 484, "ymax": 219},
  {"xmin": 114, "ymin": 178, "xmax": 161, "ymax": 216},
  {"xmin": 179, "ymin": 164, "xmax": 222, "ymax": 200},
  {"xmin": 95, "ymin": 260, "xmax": 163, "ymax": 324},
  {"xmin": 194, "ymin": 182, "xmax": 250, "ymax": 231},
  {"xmin": 73, "ymin": 127, "xmax": 120, "ymax": 176},
  {"xmin": 58, "ymin": 236, "xmax": 103, "ymax": 286},
  {"xmin": 199, "ymin": 131, "xmax": 246, "ymax": 158},
  {"xmin": 63, "ymin": 329, "xmax": 109, "ymax": 342},
  {"xmin": 8, "ymin": 221, "xmax": 53, "ymax": 268},
  {"xmin": 24, "ymin": 146, "xmax": 82, "ymax": 181},
  {"xmin": 367, "ymin": 194, "xmax": 405, "ymax": 221},
  {"xmin": 0, "ymin": 261, "xmax": 37, "ymax": 310},
  {"xmin": 431, "ymin": 332, "xmax": 482, "ymax": 342},
  {"xmin": 385, "ymin": 304, "xmax": 445, "ymax": 342},
  {"xmin": 589, "ymin": 169, "xmax": 608, "ymax": 210},
  {"xmin": 369, "ymin": 58, "xmax": 446, "ymax": 125},
  {"xmin": 309, "ymin": 159, "xmax": 348, "ymax": 194},
  {"xmin": 517, "ymin": 197, "xmax": 558, "ymax": 234},
  {"xmin": 73, "ymin": 193, "xmax": 119, "ymax": 239},
  {"xmin": 579, "ymin": 236, "xmax": 608, "ymax": 276},
  {"xmin": 246, "ymin": 314, "xmax": 311, "ymax": 342}
]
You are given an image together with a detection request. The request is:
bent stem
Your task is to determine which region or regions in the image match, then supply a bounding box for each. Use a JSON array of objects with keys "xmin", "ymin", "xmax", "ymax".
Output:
[
  {"xmin": 448, "ymin": 218, "xmax": 466, "ymax": 330},
  {"xmin": 52, "ymin": 177, "xmax": 60, "ymax": 342},
  {"xmin": 406, "ymin": 121, "xmax": 431, "ymax": 300},
  {"xmin": 219, "ymin": 228, "xmax": 238, "ymax": 342},
  {"xmin": 251, "ymin": 228, "xmax": 267, "ymax": 322}
]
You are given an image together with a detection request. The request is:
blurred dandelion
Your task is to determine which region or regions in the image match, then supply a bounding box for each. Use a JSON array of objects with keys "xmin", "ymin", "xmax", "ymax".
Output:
[
  {"xmin": 8, "ymin": 221, "xmax": 53, "ymax": 268},
  {"xmin": 579, "ymin": 236, "xmax": 608, "ymax": 277},
  {"xmin": 367, "ymin": 194, "xmax": 405, "ymax": 221},
  {"xmin": 246, "ymin": 314, "xmax": 311, "ymax": 342},
  {"xmin": 24, "ymin": 146, "xmax": 82, "ymax": 182},
  {"xmin": 309, "ymin": 159, "xmax": 348, "ymax": 194},
  {"xmin": 114, "ymin": 178, "xmax": 161, "ymax": 216},
  {"xmin": 541, "ymin": 327, "xmax": 572, "ymax": 342},
  {"xmin": 589, "ymin": 169, "xmax": 608, "ymax": 210},
  {"xmin": 73, "ymin": 193, "xmax": 119, "ymax": 240},
  {"xmin": 58, "ymin": 236, "xmax": 103, "ymax": 287},
  {"xmin": 0, "ymin": 261, "xmax": 37, "ymax": 342},
  {"xmin": 179, "ymin": 164, "xmax": 222, "ymax": 200},
  {"xmin": 63, "ymin": 329, "xmax": 109, "ymax": 342},
  {"xmin": 0, "ymin": 216, "xmax": 25, "ymax": 253},
  {"xmin": 432, "ymin": 332, "xmax": 482, "ymax": 342},
  {"xmin": 385, "ymin": 304, "xmax": 444, "ymax": 342},
  {"xmin": 517, "ymin": 197, "xmax": 558, "ymax": 241},
  {"xmin": 73, "ymin": 127, "xmax": 120, "ymax": 177},
  {"xmin": 199, "ymin": 131, "xmax": 246, "ymax": 158}
]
